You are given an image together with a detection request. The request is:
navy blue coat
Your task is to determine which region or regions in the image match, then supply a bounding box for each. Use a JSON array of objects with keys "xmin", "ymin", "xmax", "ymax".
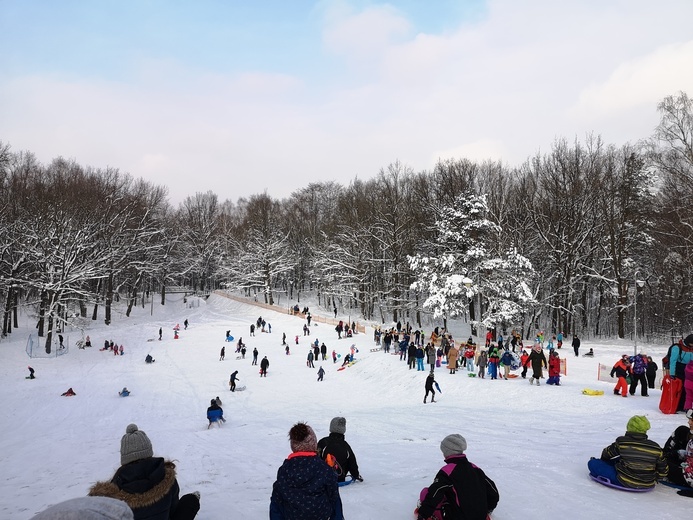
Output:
[{"xmin": 270, "ymin": 453, "xmax": 343, "ymax": 520}]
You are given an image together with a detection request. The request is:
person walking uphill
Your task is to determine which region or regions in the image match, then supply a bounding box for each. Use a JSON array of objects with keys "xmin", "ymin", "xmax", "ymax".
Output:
[
  {"xmin": 587, "ymin": 415, "xmax": 667, "ymax": 490},
  {"xmin": 89, "ymin": 424, "xmax": 200, "ymax": 520},
  {"xmin": 260, "ymin": 356, "xmax": 270, "ymax": 377},
  {"xmin": 270, "ymin": 422, "xmax": 344, "ymax": 520},
  {"xmin": 318, "ymin": 417, "xmax": 363, "ymax": 483},
  {"xmin": 424, "ymin": 372, "xmax": 437, "ymax": 403},
  {"xmin": 415, "ymin": 434, "xmax": 499, "ymax": 520}
]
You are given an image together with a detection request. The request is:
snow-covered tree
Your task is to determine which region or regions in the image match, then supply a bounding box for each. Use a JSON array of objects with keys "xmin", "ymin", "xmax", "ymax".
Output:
[{"xmin": 409, "ymin": 190, "xmax": 534, "ymax": 333}]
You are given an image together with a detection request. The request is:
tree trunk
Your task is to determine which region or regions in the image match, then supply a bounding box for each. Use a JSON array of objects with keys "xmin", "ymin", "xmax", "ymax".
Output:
[
  {"xmin": 3, "ymin": 286, "xmax": 13, "ymax": 335},
  {"xmin": 37, "ymin": 291, "xmax": 46, "ymax": 337},
  {"xmin": 105, "ymin": 268, "xmax": 113, "ymax": 325},
  {"xmin": 12, "ymin": 288, "xmax": 18, "ymax": 330}
]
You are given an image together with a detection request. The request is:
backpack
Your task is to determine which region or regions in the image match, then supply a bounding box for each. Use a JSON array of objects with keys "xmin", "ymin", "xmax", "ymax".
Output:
[
  {"xmin": 632, "ymin": 355, "xmax": 646, "ymax": 375},
  {"xmin": 323, "ymin": 452, "xmax": 343, "ymax": 478}
]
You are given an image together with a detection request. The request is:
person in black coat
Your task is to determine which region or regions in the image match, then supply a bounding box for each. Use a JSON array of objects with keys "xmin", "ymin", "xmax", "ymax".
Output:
[
  {"xmin": 424, "ymin": 373, "xmax": 436, "ymax": 403},
  {"xmin": 270, "ymin": 422, "xmax": 343, "ymax": 519},
  {"xmin": 416, "ymin": 434, "xmax": 499, "ymax": 520},
  {"xmin": 572, "ymin": 335, "xmax": 581, "ymax": 357},
  {"xmin": 646, "ymin": 356, "xmax": 658, "ymax": 389},
  {"xmin": 260, "ymin": 356, "xmax": 269, "ymax": 376},
  {"xmin": 317, "ymin": 417, "xmax": 362, "ymax": 483},
  {"xmin": 89, "ymin": 424, "xmax": 200, "ymax": 520},
  {"xmin": 662, "ymin": 409, "xmax": 693, "ymax": 488},
  {"xmin": 408, "ymin": 342, "xmax": 417, "ymax": 370}
]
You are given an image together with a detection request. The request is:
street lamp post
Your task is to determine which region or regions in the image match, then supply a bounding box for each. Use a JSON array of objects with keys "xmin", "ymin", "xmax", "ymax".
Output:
[{"xmin": 633, "ymin": 271, "xmax": 645, "ymax": 356}]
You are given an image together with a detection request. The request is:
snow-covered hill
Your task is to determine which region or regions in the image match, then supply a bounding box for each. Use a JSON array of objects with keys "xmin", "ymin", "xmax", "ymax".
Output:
[{"xmin": 0, "ymin": 292, "xmax": 689, "ymax": 519}]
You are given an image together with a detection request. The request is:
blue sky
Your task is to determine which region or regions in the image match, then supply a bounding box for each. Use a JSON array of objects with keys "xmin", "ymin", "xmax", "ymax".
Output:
[{"xmin": 1, "ymin": 0, "xmax": 692, "ymax": 204}]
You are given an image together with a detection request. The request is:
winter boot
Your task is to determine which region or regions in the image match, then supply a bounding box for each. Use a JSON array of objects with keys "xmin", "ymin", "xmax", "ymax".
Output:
[
  {"xmin": 431, "ymin": 398, "xmax": 436, "ymax": 403},
  {"xmin": 529, "ymin": 377, "xmax": 534, "ymax": 385},
  {"xmin": 423, "ymin": 398, "xmax": 427, "ymax": 403},
  {"xmin": 536, "ymin": 379, "xmax": 540, "ymax": 386}
]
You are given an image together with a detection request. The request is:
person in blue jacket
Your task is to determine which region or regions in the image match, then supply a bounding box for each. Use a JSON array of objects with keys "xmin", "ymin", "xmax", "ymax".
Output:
[{"xmin": 270, "ymin": 422, "xmax": 343, "ymax": 519}]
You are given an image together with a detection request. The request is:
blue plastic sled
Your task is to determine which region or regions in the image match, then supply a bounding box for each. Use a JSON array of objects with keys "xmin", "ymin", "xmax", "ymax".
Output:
[
  {"xmin": 434, "ymin": 381, "xmax": 442, "ymax": 393},
  {"xmin": 338, "ymin": 478, "xmax": 355, "ymax": 487},
  {"xmin": 225, "ymin": 335, "xmax": 235, "ymax": 342},
  {"xmin": 589, "ymin": 474, "xmax": 653, "ymax": 492},
  {"xmin": 659, "ymin": 480, "xmax": 690, "ymax": 491}
]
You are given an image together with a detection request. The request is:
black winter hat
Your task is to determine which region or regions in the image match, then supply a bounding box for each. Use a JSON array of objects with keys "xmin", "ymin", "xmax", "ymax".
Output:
[{"xmin": 684, "ymin": 334, "xmax": 693, "ymax": 346}]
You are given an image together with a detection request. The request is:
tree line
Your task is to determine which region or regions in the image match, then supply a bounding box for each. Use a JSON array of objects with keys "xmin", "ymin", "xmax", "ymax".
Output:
[{"xmin": 1, "ymin": 92, "xmax": 691, "ymax": 351}]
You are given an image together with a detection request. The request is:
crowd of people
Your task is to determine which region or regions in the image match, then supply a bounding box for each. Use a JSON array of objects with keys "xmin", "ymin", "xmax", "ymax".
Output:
[{"xmin": 27, "ymin": 304, "xmax": 693, "ymax": 518}]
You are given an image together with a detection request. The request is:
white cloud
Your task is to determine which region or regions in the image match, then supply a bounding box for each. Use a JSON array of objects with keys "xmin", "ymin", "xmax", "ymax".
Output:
[
  {"xmin": 2, "ymin": 1, "xmax": 693, "ymax": 204},
  {"xmin": 571, "ymin": 40, "xmax": 693, "ymax": 117}
]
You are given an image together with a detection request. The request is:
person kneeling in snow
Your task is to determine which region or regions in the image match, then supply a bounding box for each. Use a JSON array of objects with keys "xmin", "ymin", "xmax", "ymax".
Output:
[
  {"xmin": 119, "ymin": 387, "xmax": 130, "ymax": 397},
  {"xmin": 588, "ymin": 415, "xmax": 667, "ymax": 490},
  {"xmin": 415, "ymin": 434, "xmax": 499, "ymax": 520}
]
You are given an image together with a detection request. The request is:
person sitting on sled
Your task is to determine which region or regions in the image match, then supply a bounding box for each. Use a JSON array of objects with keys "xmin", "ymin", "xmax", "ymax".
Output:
[
  {"xmin": 415, "ymin": 434, "xmax": 499, "ymax": 520},
  {"xmin": 662, "ymin": 408, "xmax": 693, "ymax": 494},
  {"xmin": 588, "ymin": 415, "xmax": 667, "ymax": 490}
]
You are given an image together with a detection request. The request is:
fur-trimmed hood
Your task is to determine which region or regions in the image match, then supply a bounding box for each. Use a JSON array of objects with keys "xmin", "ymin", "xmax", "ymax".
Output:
[{"xmin": 89, "ymin": 458, "xmax": 177, "ymax": 512}]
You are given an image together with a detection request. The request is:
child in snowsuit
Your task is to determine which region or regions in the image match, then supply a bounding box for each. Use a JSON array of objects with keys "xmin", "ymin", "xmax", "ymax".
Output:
[
  {"xmin": 464, "ymin": 344, "xmax": 476, "ymax": 373},
  {"xmin": 546, "ymin": 350, "xmax": 561, "ymax": 385},
  {"xmin": 317, "ymin": 417, "xmax": 363, "ymax": 483},
  {"xmin": 588, "ymin": 415, "xmax": 667, "ymax": 489},
  {"xmin": 520, "ymin": 350, "xmax": 530, "ymax": 378},
  {"xmin": 500, "ymin": 349, "xmax": 514, "ymax": 380},
  {"xmin": 488, "ymin": 348, "xmax": 500, "ymax": 380},
  {"xmin": 317, "ymin": 366, "xmax": 325, "ymax": 382},
  {"xmin": 610, "ymin": 355, "xmax": 631, "ymax": 397}
]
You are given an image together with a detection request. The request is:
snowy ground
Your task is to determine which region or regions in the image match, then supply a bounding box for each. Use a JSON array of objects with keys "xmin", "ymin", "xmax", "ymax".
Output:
[{"xmin": 0, "ymin": 292, "xmax": 690, "ymax": 519}]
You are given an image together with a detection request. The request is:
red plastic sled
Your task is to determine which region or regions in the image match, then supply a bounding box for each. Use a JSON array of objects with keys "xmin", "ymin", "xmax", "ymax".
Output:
[
  {"xmin": 659, "ymin": 375, "xmax": 683, "ymax": 414},
  {"xmin": 589, "ymin": 475, "xmax": 653, "ymax": 492}
]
